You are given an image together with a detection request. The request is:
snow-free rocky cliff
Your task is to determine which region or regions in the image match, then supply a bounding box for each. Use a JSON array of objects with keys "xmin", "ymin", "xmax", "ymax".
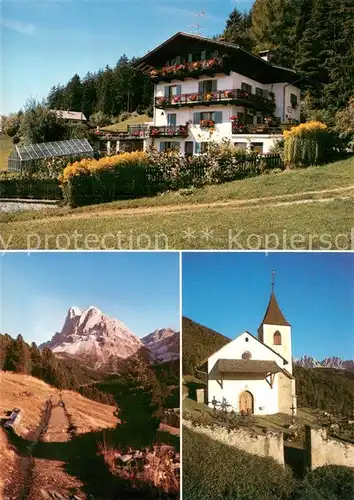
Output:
[
  {"xmin": 295, "ymin": 355, "xmax": 354, "ymax": 372},
  {"xmin": 41, "ymin": 306, "xmax": 179, "ymax": 368}
]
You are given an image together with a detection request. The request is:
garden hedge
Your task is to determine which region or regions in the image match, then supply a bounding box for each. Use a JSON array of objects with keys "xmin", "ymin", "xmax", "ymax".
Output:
[
  {"xmin": 0, "ymin": 173, "xmax": 62, "ymax": 200},
  {"xmin": 61, "ymin": 148, "xmax": 284, "ymax": 207}
]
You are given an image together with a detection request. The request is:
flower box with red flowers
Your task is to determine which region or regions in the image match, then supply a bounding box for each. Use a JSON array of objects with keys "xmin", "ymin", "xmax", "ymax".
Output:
[
  {"xmin": 172, "ymin": 95, "xmax": 182, "ymax": 103},
  {"xmin": 200, "ymin": 119, "xmax": 215, "ymax": 128},
  {"xmin": 150, "ymin": 128, "xmax": 160, "ymax": 137}
]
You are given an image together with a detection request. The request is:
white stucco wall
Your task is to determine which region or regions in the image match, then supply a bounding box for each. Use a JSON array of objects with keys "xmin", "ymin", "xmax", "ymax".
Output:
[
  {"xmin": 207, "ymin": 332, "xmax": 288, "ymax": 415},
  {"xmin": 259, "ymin": 324, "xmax": 293, "ymax": 373},
  {"xmin": 306, "ymin": 426, "xmax": 354, "ymax": 469},
  {"xmin": 272, "ymin": 83, "xmax": 301, "ymax": 123},
  {"xmin": 184, "ymin": 419, "xmax": 285, "ymax": 466}
]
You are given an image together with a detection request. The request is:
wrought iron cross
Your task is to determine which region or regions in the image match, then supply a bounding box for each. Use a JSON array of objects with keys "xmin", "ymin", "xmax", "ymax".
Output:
[{"xmin": 290, "ymin": 404, "xmax": 296, "ymax": 424}]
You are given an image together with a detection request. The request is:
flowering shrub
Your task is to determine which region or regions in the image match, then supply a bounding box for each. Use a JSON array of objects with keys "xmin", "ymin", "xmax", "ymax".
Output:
[
  {"xmin": 283, "ymin": 121, "xmax": 334, "ymax": 166},
  {"xmin": 59, "ymin": 144, "xmax": 283, "ymax": 207}
]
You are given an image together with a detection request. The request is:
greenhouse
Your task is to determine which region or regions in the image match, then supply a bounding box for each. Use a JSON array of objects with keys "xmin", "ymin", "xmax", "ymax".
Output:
[{"xmin": 8, "ymin": 138, "xmax": 94, "ymax": 173}]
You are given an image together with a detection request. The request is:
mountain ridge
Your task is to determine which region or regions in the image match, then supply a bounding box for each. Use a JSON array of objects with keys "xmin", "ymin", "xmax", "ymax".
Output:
[{"xmin": 40, "ymin": 306, "xmax": 179, "ymax": 368}]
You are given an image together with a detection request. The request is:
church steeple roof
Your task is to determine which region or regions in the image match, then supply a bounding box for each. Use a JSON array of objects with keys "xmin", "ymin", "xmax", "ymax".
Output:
[{"xmin": 259, "ymin": 291, "xmax": 291, "ymax": 328}]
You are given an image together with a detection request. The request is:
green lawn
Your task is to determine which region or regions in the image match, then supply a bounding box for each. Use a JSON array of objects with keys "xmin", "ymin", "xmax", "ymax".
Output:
[
  {"xmin": 0, "ymin": 134, "xmax": 13, "ymax": 171},
  {"xmin": 101, "ymin": 114, "xmax": 152, "ymax": 132},
  {"xmin": 0, "ymin": 157, "xmax": 353, "ymax": 250}
]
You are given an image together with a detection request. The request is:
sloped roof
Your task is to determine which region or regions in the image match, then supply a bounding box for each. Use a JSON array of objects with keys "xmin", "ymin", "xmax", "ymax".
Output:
[
  {"xmin": 259, "ymin": 292, "xmax": 291, "ymax": 328},
  {"xmin": 135, "ymin": 31, "xmax": 302, "ymax": 85},
  {"xmin": 51, "ymin": 110, "xmax": 87, "ymax": 121},
  {"xmin": 217, "ymin": 359, "xmax": 282, "ymax": 374}
]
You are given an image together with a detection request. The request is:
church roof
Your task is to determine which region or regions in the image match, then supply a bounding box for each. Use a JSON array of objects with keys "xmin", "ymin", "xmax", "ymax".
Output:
[
  {"xmin": 217, "ymin": 359, "xmax": 294, "ymax": 379},
  {"xmin": 217, "ymin": 359, "xmax": 282, "ymax": 374},
  {"xmin": 259, "ymin": 291, "xmax": 291, "ymax": 329}
]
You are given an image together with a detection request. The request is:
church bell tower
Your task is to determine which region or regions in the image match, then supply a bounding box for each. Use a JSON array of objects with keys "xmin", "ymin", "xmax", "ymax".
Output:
[{"xmin": 258, "ymin": 271, "xmax": 293, "ymax": 374}]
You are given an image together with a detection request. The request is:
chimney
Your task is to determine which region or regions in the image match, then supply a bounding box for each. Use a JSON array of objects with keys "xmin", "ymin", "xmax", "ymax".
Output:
[{"xmin": 259, "ymin": 50, "xmax": 272, "ymax": 62}]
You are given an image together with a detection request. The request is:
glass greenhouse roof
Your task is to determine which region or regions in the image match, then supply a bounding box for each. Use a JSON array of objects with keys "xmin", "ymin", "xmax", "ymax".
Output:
[{"xmin": 11, "ymin": 138, "xmax": 93, "ymax": 161}]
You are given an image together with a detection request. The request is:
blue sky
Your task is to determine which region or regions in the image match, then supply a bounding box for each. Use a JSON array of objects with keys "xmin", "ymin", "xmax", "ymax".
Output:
[
  {"xmin": 1, "ymin": 0, "xmax": 253, "ymax": 115},
  {"xmin": 0, "ymin": 251, "xmax": 180, "ymax": 344},
  {"xmin": 182, "ymin": 252, "xmax": 354, "ymax": 360}
]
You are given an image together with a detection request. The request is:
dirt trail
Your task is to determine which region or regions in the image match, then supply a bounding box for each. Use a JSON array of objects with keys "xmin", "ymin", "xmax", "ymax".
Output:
[{"xmin": 4, "ymin": 397, "xmax": 84, "ymax": 500}]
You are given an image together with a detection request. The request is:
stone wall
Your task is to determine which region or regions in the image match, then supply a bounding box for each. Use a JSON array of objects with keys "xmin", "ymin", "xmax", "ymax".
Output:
[
  {"xmin": 183, "ymin": 418, "xmax": 284, "ymax": 465},
  {"xmin": 305, "ymin": 426, "xmax": 354, "ymax": 469}
]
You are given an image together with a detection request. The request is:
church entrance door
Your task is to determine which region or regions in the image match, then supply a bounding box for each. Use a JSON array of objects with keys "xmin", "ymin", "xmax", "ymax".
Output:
[{"xmin": 239, "ymin": 391, "xmax": 254, "ymax": 414}]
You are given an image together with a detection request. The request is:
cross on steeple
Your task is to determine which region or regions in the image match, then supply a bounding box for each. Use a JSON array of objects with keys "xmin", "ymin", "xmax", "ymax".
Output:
[{"xmin": 271, "ymin": 270, "xmax": 276, "ymax": 292}]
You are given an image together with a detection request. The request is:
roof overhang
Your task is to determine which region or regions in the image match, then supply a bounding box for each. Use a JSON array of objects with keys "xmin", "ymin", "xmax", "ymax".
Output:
[
  {"xmin": 217, "ymin": 359, "xmax": 282, "ymax": 374},
  {"xmin": 134, "ymin": 32, "xmax": 303, "ymax": 86}
]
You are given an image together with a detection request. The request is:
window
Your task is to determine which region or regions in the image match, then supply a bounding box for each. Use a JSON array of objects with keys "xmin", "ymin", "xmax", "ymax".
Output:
[
  {"xmin": 160, "ymin": 142, "xmax": 180, "ymax": 152},
  {"xmin": 273, "ymin": 331, "xmax": 282, "ymax": 345},
  {"xmin": 242, "ymin": 351, "xmax": 252, "ymax": 360},
  {"xmin": 201, "ymin": 50, "xmax": 207, "ymax": 61},
  {"xmin": 188, "ymin": 53, "xmax": 193, "ymax": 62},
  {"xmin": 193, "ymin": 111, "xmax": 223, "ymax": 124},
  {"xmin": 200, "ymin": 142, "xmax": 210, "ymax": 154},
  {"xmin": 234, "ymin": 142, "xmax": 248, "ymax": 150},
  {"xmin": 256, "ymin": 112, "xmax": 263, "ymax": 125},
  {"xmin": 185, "ymin": 141, "xmax": 194, "ymax": 156},
  {"xmin": 250, "ymin": 142, "xmax": 264, "ymax": 153},
  {"xmin": 175, "ymin": 56, "xmax": 181, "ymax": 65},
  {"xmin": 290, "ymin": 93, "xmax": 298, "ymax": 108},
  {"xmin": 199, "ymin": 80, "xmax": 217, "ymax": 93},
  {"xmin": 167, "ymin": 113, "xmax": 177, "ymax": 126},
  {"xmin": 262, "ymin": 89, "xmax": 269, "ymax": 99},
  {"xmin": 200, "ymin": 111, "xmax": 214, "ymax": 121},
  {"xmin": 241, "ymin": 82, "xmax": 252, "ymax": 94},
  {"xmin": 256, "ymin": 87, "xmax": 263, "ymax": 97},
  {"xmin": 164, "ymin": 85, "xmax": 181, "ymax": 98}
]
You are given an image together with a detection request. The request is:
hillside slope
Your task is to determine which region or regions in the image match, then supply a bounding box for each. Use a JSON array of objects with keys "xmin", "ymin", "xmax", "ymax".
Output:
[
  {"xmin": 182, "ymin": 317, "xmax": 230, "ymax": 375},
  {"xmin": 294, "ymin": 365, "xmax": 354, "ymax": 415},
  {"xmin": 0, "ymin": 372, "xmax": 117, "ymax": 437}
]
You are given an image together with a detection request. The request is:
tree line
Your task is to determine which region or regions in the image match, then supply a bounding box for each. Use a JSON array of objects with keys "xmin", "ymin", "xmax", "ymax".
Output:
[
  {"xmin": 0, "ymin": 333, "xmax": 113, "ymax": 404},
  {"xmin": 47, "ymin": 54, "xmax": 153, "ymax": 122},
  {"xmin": 222, "ymin": 0, "xmax": 354, "ymax": 116}
]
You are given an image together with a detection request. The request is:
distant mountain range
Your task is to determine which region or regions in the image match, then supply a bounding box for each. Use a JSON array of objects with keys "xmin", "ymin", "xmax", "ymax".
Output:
[
  {"xmin": 294, "ymin": 355, "xmax": 354, "ymax": 372},
  {"xmin": 40, "ymin": 306, "xmax": 179, "ymax": 369}
]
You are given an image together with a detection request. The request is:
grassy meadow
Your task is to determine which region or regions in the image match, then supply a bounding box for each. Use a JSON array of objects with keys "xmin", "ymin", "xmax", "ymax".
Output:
[{"xmin": 0, "ymin": 156, "xmax": 353, "ymax": 250}]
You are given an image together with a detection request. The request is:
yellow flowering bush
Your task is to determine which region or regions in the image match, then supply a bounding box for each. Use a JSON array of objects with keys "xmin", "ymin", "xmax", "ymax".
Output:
[
  {"xmin": 61, "ymin": 151, "xmax": 149, "ymax": 184},
  {"xmin": 283, "ymin": 121, "xmax": 331, "ymax": 167}
]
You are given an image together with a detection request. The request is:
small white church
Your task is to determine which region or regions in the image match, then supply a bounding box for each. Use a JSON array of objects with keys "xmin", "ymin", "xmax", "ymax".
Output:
[{"xmin": 203, "ymin": 284, "xmax": 297, "ymax": 416}]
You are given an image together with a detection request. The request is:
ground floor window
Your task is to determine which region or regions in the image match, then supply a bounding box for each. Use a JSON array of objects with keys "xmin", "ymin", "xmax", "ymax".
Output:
[
  {"xmin": 234, "ymin": 142, "xmax": 248, "ymax": 150},
  {"xmin": 250, "ymin": 142, "xmax": 263, "ymax": 153},
  {"xmin": 185, "ymin": 141, "xmax": 193, "ymax": 156},
  {"xmin": 160, "ymin": 141, "xmax": 180, "ymax": 152}
]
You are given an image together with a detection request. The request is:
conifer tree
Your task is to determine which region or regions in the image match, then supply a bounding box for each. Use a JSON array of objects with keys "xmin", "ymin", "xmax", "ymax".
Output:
[{"xmin": 223, "ymin": 8, "xmax": 254, "ymax": 51}]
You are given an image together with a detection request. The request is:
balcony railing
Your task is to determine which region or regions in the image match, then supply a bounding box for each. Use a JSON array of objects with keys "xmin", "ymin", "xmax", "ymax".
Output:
[
  {"xmin": 149, "ymin": 125, "xmax": 189, "ymax": 138},
  {"xmin": 155, "ymin": 89, "xmax": 273, "ymax": 111},
  {"xmin": 115, "ymin": 125, "xmax": 149, "ymax": 140},
  {"xmin": 231, "ymin": 123, "xmax": 291, "ymax": 135}
]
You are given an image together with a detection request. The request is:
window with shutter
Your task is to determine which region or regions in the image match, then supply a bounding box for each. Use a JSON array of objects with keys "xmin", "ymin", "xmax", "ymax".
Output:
[
  {"xmin": 262, "ymin": 89, "xmax": 269, "ymax": 99},
  {"xmin": 195, "ymin": 142, "xmax": 201, "ymax": 154},
  {"xmin": 167, "ymin": 114, "xmax": 177, "ymax": 126},
  {"xmin": 256, "ymin": 88, "xmax": 263, "ymax": 97},
  {"xmin": 193, "ymin": 112, "xmax": 201, "ymax": 124},
  {"xmin": 201, "ymin": 50, "xmax": 206, "ymax": 61},
  {"xmin": 213, "ymin": 111, "xmax": 223, "ymax": 124},
  {"xmin": 176, "ymin": 85, "xmax": 182, "ymax": 95},
  {"xmin": 176, "ymin": 56, "xmax": 181, "ymax": 65},
  {"xmin": 188, "ymin": 53, "xmax": 193, "ymax": 62}
]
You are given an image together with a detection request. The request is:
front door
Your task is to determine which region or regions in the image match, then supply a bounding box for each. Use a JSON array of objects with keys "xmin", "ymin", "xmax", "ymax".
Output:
[
  {"xmin": 239, "ymin": 391, "xmax": 254, "ymax": 414},
  {"xmin": 185, "ymin": 141, "xmax": 194, "ymax": 156}
]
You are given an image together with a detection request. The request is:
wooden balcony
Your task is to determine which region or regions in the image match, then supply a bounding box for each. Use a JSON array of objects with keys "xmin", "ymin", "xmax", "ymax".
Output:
[
  {"xmin": 115, "ymin": 125, "xmax": 149, "ymax": 140},
  {"xmin": 149, "ymin": 125, "xmax": 189, "ymax": 138},
  {"xmin": 155, "ymin": 89, "xmax": 273, "ymax": 112},
  {"xmin": 231, "ymin": 123, "xmax": 291, "ymax": 135}
]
